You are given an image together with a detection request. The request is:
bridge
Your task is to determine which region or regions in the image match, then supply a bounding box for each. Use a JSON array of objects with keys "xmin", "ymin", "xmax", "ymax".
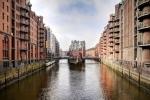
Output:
[{"xmin": 54, "ymin": 56, "xmax": 101, "ymax": 62}]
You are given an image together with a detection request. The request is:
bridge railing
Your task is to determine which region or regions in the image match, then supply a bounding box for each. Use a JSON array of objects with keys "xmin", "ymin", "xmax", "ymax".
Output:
[{"xmin": 54, "ymin": 56, "xmax": 101, "ymax": 62}]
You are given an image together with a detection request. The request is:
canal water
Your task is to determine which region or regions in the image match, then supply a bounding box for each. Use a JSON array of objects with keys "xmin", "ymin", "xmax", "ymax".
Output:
[{"xmin": 0, "ymin": 60, "xmax": 150, "ymax": 100}]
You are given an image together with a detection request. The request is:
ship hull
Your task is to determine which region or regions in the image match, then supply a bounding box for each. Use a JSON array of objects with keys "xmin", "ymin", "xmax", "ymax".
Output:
[{"xmin": 68, "ymin": 58, "xmax": 85, "ymax": 65}]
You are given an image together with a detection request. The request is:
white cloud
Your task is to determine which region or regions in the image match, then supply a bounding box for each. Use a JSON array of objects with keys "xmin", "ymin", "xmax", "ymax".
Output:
[{"xmin": 30, "ymin": 0, "xmax": 120, "ymax": 50}]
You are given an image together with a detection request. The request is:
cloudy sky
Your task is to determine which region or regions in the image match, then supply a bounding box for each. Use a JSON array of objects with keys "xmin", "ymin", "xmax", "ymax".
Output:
[{"xmin": 30, "ymin": 0, "xmax": 120, "ymax": 51}]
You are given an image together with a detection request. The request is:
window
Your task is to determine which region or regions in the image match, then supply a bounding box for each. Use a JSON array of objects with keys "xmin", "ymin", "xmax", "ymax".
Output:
[
  {"xmin": 2, "ymin": 2, "xmax": 4, "ymax": 9},
  {"xmin": 12, "ymin": 1, "xmax": 15, "ymax": 9},
  {"xmin": 2, "ymin": 12, "xmax": 4, "ymax": 19},
  {"xmin": 7, "ymin": 26, "xmax": 9, "ymax": 32},
  {"xmin": 7, "ymin": 6, "xmax": 9, "ymax": 12},
  {"xmin": 7, "ymin": 16, "xmax": 9, "ymax": 22},
  {"xmin": 3, "ymin": 23, "xmax": 4, "ymax": 31}
]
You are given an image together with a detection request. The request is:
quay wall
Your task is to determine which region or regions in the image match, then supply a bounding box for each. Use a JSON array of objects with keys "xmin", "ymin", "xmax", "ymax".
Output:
[
  {"xmin": 0, "ymin": 61, "xmax": 55, "ymax": 90},
  {"xmin": 102, "ymin": 60, "xmax": 150, "ymax": 92}
]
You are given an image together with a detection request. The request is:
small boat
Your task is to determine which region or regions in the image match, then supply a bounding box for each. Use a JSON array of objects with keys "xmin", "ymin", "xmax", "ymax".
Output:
[
  {"xmin": 68, "ymin": 40, "xmax": 86, "ymax": 65},
  {"xmin": 68, "ymin": 57, "xmax": 84, "ymax": 65}
]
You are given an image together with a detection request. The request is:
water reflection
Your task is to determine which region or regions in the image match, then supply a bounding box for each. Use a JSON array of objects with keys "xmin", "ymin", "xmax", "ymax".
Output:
[
  {"xmin": 0, "ymin": 60, "xmax": 149, "ymax": 100},
  {"xmin": 100, "ymin": 64, "xmax": 150, "ymax": 100},
  {"xmin": 69, "ymin": 63, "xmax": 85, "ymax": 71},
  {"xmin": 39, "ymin": 60, "xmax": 102, "ymax": 100}
]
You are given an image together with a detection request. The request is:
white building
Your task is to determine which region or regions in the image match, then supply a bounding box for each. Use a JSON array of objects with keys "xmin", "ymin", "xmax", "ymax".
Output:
[{"xmin": 46, "ymin": 27, "xmax": 60, "ymax": 59}]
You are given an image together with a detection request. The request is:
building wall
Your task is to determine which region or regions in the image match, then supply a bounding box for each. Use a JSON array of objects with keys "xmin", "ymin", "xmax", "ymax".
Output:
[
  {"xmin": 122, "ymin": 0, "xmax": 135, "ymax": 61},
  {"xmin": 137, "ymin": 0, "xmax": 150, "ymax": 66},
  {"xmin": 98, "ymin": 0, "xmax": 150, "ymax": 71},
  {"xmin": 0, "ymin": 0, "xmax": 47, "ymax": 72},
  {"xmin": 0, "ymin": 0, "xmax": 12, "ymax": 70},
  {"xmin": 30, "ymin": 11, "xmax": 38, "ymax": 62},
  {"xmin": 38, "ymin": 16, "xmax": 46, "ymax": 60},
  {"xmin": 69, "ymin": 40, "xmax": 85, "ymax": 58},
  {"xmin": 49, "ymin": 33, "xmax": 60, "ymax": 57},
  {"xmin": 86, "ymin": 48, "xmax": 95, "ymax": 57}
]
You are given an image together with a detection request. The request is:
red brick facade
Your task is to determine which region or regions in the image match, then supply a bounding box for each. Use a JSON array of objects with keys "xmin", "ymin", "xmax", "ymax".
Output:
[
  {"xmin": 97, "ymin": 0, "xmax": 150, "ymax": 69},
  {"xmin": 0, "ymin": 0, "xmax": 47, "ymax": 72}
]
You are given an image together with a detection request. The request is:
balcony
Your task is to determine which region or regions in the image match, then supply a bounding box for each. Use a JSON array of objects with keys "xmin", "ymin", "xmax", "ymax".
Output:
[
  {"xmin": 138, "ymin": 22, "xmax": 150, "ymax": 31},
  {"xmin": 109, "ymin": 29, "xmax": 113, "ymax": 33},
  {"xmin": 109, "ymin": 51, "xmax": 113, "ymax": 54},
  {"xmin": 138, "ymin": 0, "xmax": 150, "ymax": 9},
  {"xmin": 115, "ymin": 50, "xmax": 119, "ymax": 53},
  {"xmin": 109, "ymin": 34, "xmax": 113, "ymax": 38},
  {"xmin": 40, "ymin": 30, "xmax": 45, "ymax": 34},
  {"xmin": 20, "ymin": 20, "xmax": 29, "ymax": 26},
  {"xmin": 20, "ymin": 46, "xmax": 28, "ymax": 51},
  {"xmin": 114, "ymin": 28, "xmax": 119, "ymax": 33},
  {"xmin": 114, "ymin": 39, "xmax": 120, "ymax": 45},
  {"xmin": 114, "ymin": 34, "xmax": 120, "ymax": 39},
  {"xmin": 109, "ymin": 43, "xmax": 113, "ymax": 47},
  {"xmin": 138, "ymin": 8, "xmax": 150, "ymax": 20},
  {"xmin": 109, "ymin": 16, "xmax": 115, "ymax": 22},
  {"xmin": 114, "ymin": 17, "xmax": 119, "ymax": 21},
  {"xmin": 39, "ymin": 43, "xmax": 44, "ymax": 47},
  {"xmin": 20, "ymin": 34, "xmax": 29, "ymax": 41},
  {"xmin": 40, "ymin": 26, "xmax": 45, "ymax": 30},
  {"xmin": 20, "ymin": 12, "xmax": 29, "ymax": 19},
  {"xmin": 39, "ymin": 35, "xmax": 44, "ymax": 39},
  {"xmin": 114, "ymin": 47, "xmax": 119, "ymax": 53},
  {"xmin": 39, "ymin": 39, "xmax": 44, "ymax": 43},
  {"xmin": 109, "ymin": 38, "xmax": 113, "ymax": 43},
  {"xmin": 109, "ymin": 24, "xmax": 114, "ymax": 29},
  {"xmin": 20, "ymin": 6, "xmax": 30, "ymax": 11},
  {"xmin": 104, "ymin": 43, "xmax": 106, "ymax": 49},
  {"xmin": 20, "ymin": 27, "xmax": 29, "ymax": 33},
  {"xmin": 114, "ymin": 46, "xmax": 119, "ymax": 50},
  {"xmin": 104, "ymin": 41, "xmax": 107, "ymax": 44},
  {"xmin": 114, "ymin": 22, "xmax": 119, "ymax": 27},
  {"xmin": 138, "ymin": 41, "xmax": 150, "ymax": 47},
  {"xmin": 40, "ymin": 41, "xmax": 44, "ymax": 43}
]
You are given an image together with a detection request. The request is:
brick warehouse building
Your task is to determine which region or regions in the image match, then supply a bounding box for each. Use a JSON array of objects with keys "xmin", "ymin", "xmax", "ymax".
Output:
[
  {"xmin": 0, "ymin": 0, "xmax": 47, "ymax": 72},
  {"xmin": 98, "ymin": 0, "xmax": 150, "ymax": 74}
]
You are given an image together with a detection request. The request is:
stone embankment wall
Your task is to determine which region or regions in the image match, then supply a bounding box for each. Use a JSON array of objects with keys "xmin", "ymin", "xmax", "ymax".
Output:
[{"xmin": 102, "ymin": 60, "xmax": 150, "ymax": 92}]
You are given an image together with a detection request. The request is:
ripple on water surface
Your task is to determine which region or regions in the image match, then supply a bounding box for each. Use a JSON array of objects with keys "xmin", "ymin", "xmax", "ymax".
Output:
[{"xmin": 0, "ymin": 60, "xmax": 150, "ymax": 100}]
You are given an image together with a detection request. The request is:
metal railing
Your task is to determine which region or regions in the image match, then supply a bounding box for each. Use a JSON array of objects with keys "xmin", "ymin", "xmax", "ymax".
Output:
[
  {"xmin": 138, "ymin": 0, "xmax": 150, "ymax": 6},
  {"xmin": 20, "ymin": 46, "xmax": 28, "ymax": 51},
  {"xmin": 138, "ymin": 22, "xmax": 150, "ymax": 29},
  {"xmin": 114, "ymin": 34, "xmax": 120, "ymax": 39},
  {"xmin": 20, "ymin": 12, "xmax": 29, "ymax": 18},
  {"xmin": 138, "ymin": 40, "xmax": 150, "ymax": 46},
  {"xmin": 138, "ymin": 8, "xmax": 150, "ymax": 18},
  {"xmin": 21, "ymin": 6, "xmax": 30, "ymax": 11},
  {"xmin": 20, "ymin": 20, "xmax": 29, "ymax": 25},
  {"xmin": 114, "ymin": 39, "xmax": 120, "ymax": 43},
  {"xmin": 20, "ymin": 34, "xmax": 28, "ymax": 40},
  {"xmin": 20, "ymin": 27, "xmax": 29, "ymax": 32},
  {"xmin": 114, "ymin": 28, "xmax": 119, "ymax": 32}
]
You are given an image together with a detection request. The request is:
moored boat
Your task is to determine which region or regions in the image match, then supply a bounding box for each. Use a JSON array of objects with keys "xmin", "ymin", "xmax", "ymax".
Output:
[
  {"xmin": 68, "ymin": 40, "xmax": 86, "ymax": 65},
  {"xmin": 68, "ymin": 57, "xmax": 84, "ymax": 65}
]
